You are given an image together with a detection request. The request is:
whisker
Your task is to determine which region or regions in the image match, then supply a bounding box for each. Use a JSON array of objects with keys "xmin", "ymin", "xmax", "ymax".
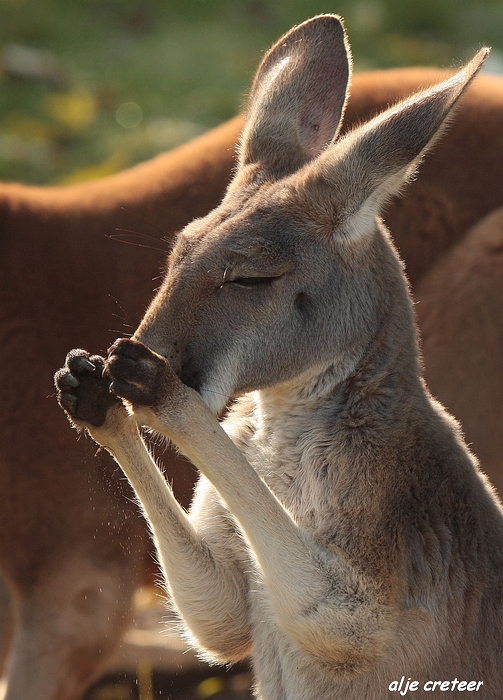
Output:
[
  {"xmin": 110, "ymin": 314, "xmax": 135, "ymax": 328},
  {"xmin": 160, "ymin": 234, "xmax": 177, "ymax": 252},
  {"xmin": 197, "ymin": 384, "xmax": 231, "ymax": 399},
  {"xmin": 108, "ymin": 330, "xmax": 134, "ymax": 337},
  {"xmin": 119, "ymin": 205, "xmax": 177, "ymax": 237},
  {"xmin": 107, "ymin": 230, "xmax": 170, "ymax": 253},
  {"xmin": 108, "ymin": 295, "xmax": 135, "ymax": 328},
  {"xmin": 201, "ymin": 387, "xmax": 228, "ymax": 397}
]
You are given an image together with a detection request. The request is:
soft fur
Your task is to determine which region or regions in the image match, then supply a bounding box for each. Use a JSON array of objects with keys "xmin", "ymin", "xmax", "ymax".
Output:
[{"xmin": 55, "ymin": 16, "xmax": 503, "ymax": 699}]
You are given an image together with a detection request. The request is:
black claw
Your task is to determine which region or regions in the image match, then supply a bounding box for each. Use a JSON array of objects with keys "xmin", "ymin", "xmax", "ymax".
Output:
[
  {"xmin": 110, "ymin": 378, "xmax": 148, "ymax": 407},
  {"xmin": 74, "ymin": 357, "xmax": 96, "ymax": 372},
  {"xmin": 62, "ymin": 373, "xmax": 80, "ymax": 389},
  {"xmin": 66, "ymin": 350, "xmax": 97, "ymax": 375},
  {"xmin": 105, "ymin": 354, "xmax": 148, "ymax": 385},
  {"xmin": 59, "ymin": 391, "xmax": 78, "ymax": 411},
  {"xmin": 108, "ymin": 337, "xmax": 157, "ymax": 362}
]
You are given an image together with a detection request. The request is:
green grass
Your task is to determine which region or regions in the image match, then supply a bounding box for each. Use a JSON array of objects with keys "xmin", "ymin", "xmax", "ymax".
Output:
[{"xmin": 0, "ymin": 0, "xmax": 501, "ymax": 184}]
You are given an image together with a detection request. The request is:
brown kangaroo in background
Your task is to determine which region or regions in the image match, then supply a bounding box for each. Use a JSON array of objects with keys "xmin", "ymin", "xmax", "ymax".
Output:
[
  {"xmin": 4, "ymin": 22, "xmax": 503, "ymax": 700},
  {"xmin": 55, "ymin": 15, "xmax": 503, "ymax": 699},
  {"xmin": 0, "ymin": 116, "xmax": 239, "ymax": 700}
]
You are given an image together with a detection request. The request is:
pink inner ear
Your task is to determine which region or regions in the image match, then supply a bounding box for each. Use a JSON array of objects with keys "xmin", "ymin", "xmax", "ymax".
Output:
[
  {"xmin": 300, "ymin": 89, "xmax": 347, "ymax": 158},
  {"xmin": 241, "ymin": 15, "xmax": 352, "ymax": 176},
  {"xmin": 296, "ymin": 29, "xmax": 352, "ymax": 159}
]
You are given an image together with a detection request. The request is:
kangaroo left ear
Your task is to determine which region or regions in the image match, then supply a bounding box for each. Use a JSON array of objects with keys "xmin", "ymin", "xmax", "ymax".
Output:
[
  {"xmin": 302, "ymin": 48, "xmax": 489, "ymax": 238},
  {"xmin": 237, "ymin": 15, "xmax": 352, "ymax": 180}
]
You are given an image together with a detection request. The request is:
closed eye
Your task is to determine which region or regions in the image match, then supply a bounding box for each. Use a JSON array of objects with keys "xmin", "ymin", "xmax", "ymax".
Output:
[{"xmin": 230, "ymin": 275, "xmax": 280, "ymax": 287}]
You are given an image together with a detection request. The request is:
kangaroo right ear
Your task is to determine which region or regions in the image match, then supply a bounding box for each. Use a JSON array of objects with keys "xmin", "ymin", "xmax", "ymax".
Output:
[
  {"xmin": 301, "ymin": 47, "xmax": 489, "ymax": 239},
  {"xmin": 238, "ymin": 15, "xmax": 352, "ymax": 179}
]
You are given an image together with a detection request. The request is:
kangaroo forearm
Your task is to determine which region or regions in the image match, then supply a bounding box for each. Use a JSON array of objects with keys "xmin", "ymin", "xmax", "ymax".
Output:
[
  {"xmin": 148, "ymin": 403, "xmax": 328, "ymax": 601},
  {"xmin": 88, "ymin": 413, "xmax": 252, "ymax": 653},
  {"xmin": 149, "ymin": 396, "xmax": 397, "ymax": 666}
]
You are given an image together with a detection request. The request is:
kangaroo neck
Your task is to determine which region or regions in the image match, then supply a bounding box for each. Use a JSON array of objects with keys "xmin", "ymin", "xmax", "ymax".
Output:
[{"xmin": 250, "ymin": 302, "xmax": 424, "ymax": 442}]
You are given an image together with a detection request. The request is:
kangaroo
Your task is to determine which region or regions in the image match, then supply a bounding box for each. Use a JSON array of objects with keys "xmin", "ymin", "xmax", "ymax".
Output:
[
  {"xmin": 54, "ymin": 15, "xmax": 503, "ymax": 699},
  {"xmin": 416, "ymin": 204, "xmax": 503, "ymax": 491},
  {"xmin": 4, "ymin": 19, "xmax": 503, "ymax": 700},
  {"xmin": 0, "ymin": 117, "xmax": 238, "ymax": 700}
]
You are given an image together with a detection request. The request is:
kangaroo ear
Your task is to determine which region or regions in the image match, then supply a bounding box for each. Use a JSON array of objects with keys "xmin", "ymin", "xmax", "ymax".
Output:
[
  {"xmin": 303, "ymin": 48, "xmax": 489, "ymax": 238},
  {"xmin": 238, "ymin": 14, "xmax": 352, "ymax": 179}
]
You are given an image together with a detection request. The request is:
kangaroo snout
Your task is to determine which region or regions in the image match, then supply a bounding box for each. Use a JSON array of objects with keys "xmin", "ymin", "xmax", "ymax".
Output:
[{"xmin": 132, "ymin": 327, "xmax": 206, "ymax": 404}]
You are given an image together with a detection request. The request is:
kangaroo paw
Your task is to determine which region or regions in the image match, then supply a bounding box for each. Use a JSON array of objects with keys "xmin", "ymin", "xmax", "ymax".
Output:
[{"xmin": 55, "ymin": 349, "xmax": 122, "ymax": 428}]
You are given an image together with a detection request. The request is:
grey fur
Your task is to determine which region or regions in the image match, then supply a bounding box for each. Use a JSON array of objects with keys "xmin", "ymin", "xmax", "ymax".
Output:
[{"xmin": 55, "ymin": 15, "xmax": 501, "ymax": 699}]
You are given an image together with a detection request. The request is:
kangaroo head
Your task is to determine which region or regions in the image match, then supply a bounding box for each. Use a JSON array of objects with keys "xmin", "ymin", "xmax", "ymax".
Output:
[{"xmin": 134, "ymin": 15, "xmax": 488, "ymax": 414}]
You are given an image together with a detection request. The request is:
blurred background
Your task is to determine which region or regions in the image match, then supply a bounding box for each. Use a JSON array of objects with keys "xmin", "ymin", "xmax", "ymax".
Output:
[
  {"xmin": 1, "ymin": 2, "xmax": 501, "ymax": 698},
  {"xmin": 0, "ymin": 0, "xmax": 502, "ymax": 185}
]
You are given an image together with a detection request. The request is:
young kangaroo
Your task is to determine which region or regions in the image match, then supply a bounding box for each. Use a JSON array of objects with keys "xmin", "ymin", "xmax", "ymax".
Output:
[{"xmin": 55, "ymin": 15, "xmax": 503, "ymax": 699}]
